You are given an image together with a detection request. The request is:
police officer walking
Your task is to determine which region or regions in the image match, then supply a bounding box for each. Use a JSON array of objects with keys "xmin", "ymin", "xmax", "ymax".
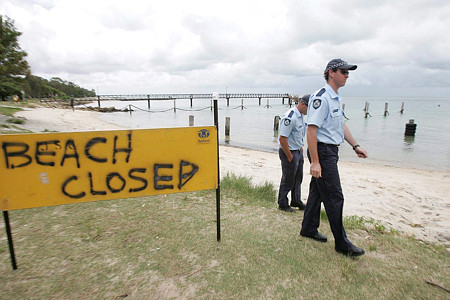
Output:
[
  {"xmin": 300, "ymin": 59, "xmax": 368, "ymax": 257},
  {"xmin": 277, "ymin": 95, "xmax": 310, "ymax": 212}
]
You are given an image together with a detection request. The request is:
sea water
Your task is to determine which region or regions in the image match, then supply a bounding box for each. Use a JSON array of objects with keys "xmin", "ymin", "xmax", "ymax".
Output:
[{"xmin": 89, "ymin": 96, "xmax": 450, "ymax": 172}]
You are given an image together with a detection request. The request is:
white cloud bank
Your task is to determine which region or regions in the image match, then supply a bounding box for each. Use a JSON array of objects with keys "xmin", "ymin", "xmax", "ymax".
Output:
[{"xmin": 2, "ymin": 0, "xmax": 450, "ymax": 97}]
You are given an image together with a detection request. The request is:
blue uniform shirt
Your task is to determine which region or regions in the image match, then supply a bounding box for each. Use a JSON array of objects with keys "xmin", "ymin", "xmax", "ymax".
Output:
[
  {"xmin": 307, "ymin": 84, "xmax": 345, "ymax": 145},
  {"xmin": 278, "ymin": 106, "xmax": 306, "ymax": 150}
]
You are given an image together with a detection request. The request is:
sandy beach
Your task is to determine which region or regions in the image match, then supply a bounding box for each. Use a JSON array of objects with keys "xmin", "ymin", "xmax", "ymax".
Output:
[{"xmin": 14, "ymin": 107, "xmax": 450, "ymax": 248}]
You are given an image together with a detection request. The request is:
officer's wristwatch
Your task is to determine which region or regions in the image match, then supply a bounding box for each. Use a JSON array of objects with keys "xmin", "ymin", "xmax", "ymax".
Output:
[{"xmin": 352, "ymin": 144, "xmax": 360, "ymax": 150}]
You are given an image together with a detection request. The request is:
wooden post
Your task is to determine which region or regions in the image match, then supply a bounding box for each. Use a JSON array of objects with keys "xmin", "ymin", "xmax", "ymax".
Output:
[
  {"xmin": 189, "ymin": 115, "xmax": 194, "ymax": 126},
  {"xmin": 129, "ymin": 105, "xmax": 132, "ymax": 115},
  {"xmin": 190, "ymin": 96, "xmax": 193, "ymax": 108},
  {"xmin": 384, "ymin": 102, "xmax": 389, "ymax": 116},
  {"xmin": 241, "ymin": 99, "xmax": 244, "ymax": 110},
  {"xmin": 258, "ymin": 97, "xmax": 261, "ymax": 105},
  {"xmin": 274, "ymin": 115, "xmax": 280, "ymax": 131},
  {"xmin": 405, "ymin": 119, "xmax": 417, "ymax": 136},
  {"xmin": 225, "ymin": 117, "xmax": 230, "ymax": 143},
  {"xmin": 282, "ymin": 97, "xmax": 285, "ymax": 105},
  {"xmin": 97, "ymin": 95, "xmax": 101, "ymax": 108},
  {"xmin": 400, "ymin": 102, "xmax": 405, "ymax": 114},
  {"xmin": 147, "ymin": 95, "xmax": 151, "ymax": 109},
  {"xmin": 173, "ymin": 100, "xmax": 176, "ymax": 112},
  {"xmin": 265, "ymin": 99, "xmax": 271, "ymax": 108},
  {"xmin": 227, "ymin": 97, "xmax": 230, "ymax": 107},
  {"xmin": 364, "ymin": 101, "xmax": 371, "ymax": 118}
]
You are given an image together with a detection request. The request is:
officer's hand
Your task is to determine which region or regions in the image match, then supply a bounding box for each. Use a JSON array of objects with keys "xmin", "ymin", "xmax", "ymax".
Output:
[
  {"xmin": 355, "ymin": 147, "xmax": 368, "ymax": 158},
  {"xmin": 310, "ymin": 162, "xmax": 322, "ymax": 178}
]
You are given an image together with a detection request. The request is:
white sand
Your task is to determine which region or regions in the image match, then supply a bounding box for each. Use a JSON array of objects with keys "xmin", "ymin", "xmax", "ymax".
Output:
[{"xmin": 15, "ymin": 107, "xmax": 450, "ymax": 248}]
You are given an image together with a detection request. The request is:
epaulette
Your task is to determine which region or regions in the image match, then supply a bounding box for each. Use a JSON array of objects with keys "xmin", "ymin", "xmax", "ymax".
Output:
[
  {"xmin": 316, "ymin": 88, "xmax": 326, "ymax": 97},
  {"xmin": 287, "ymin": 110, "xmax": 294, "ymax": 118}
]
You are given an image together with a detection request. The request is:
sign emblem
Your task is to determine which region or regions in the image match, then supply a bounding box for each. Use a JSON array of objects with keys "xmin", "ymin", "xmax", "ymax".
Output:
[{"xmin": 198, "ymin": 129, "xmax": 210, "ymax": 138}]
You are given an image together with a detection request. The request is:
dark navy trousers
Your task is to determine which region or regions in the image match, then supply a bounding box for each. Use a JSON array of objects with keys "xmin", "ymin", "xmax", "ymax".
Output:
[
  {"xmin": 278, "ymin": 148, "xmax": 304, "ymax": 208},
  {"xmin": 301, "ymin": 143, "xmax": 351, "ymax": 250}
]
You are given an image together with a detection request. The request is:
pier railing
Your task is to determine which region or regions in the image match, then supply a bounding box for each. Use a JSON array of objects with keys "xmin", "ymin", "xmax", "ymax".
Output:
[
  {"xmin": 73, "ymin": 93, "xmax": 292, "ymax": 108},
  {"xmin": 74, "ymin": 93, "xmax": 289, "ymax": 101}
]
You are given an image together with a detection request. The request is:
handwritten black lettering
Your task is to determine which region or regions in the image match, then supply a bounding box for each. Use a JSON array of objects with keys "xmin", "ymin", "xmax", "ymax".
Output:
[
  {"xmin": 154, "ymin": 164, "xmax": 174, "ymax": 190},
  {"xmin": 61, "ymin": 175, "xmax": 86, "ymax": 199},
  {"xmin": 88, "ymin": 172, "xmax": 107, "ymax": 195},
  {"xmin": 178, "ymin": 160, "xmax": 199, "ymax": 189},
  {"xmin": 61, "ymin": 139, "xmax": 80, "ymax": 168},
  {"xmin": 2, "ymin": 142, "xmax": 31, "ymax": 169},
  {"xmin": 85, "ymin": 137, "xmax": 107, "ymax": 163},
  {"xmin": 106, "ymin": 172, "xmax": 126, "ymax": 193},
  {"xmin": 128, "ymin": 168, "xmax": 148, "ymax": 192},
  {"xmin": 113, "ymin": 133, "xmax": 132, "ymax": 164},
  {"xmin": 36, "ymin": 140, "xmax": 60, "ymax": 166}
]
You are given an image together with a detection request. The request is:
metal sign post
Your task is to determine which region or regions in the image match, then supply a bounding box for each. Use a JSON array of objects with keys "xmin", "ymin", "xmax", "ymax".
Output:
[
  {"xmin": 3, "ymin": 211, "xmax": 17, "ymax": 270},
  {"xmin": 213, "ymin": 92, "xmax": 221, "ymax": 242}
]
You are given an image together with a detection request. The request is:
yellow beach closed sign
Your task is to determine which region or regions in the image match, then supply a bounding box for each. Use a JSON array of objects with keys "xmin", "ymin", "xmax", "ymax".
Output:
[{"xmin": 0, "ymin": 127, "xmax": 218, "ymax": 211}]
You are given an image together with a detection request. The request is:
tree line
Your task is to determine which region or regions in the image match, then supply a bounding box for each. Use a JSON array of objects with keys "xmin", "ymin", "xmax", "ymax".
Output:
[{"xmin": 0, "ymin": 15, "xmax": 95, "ymax": 101}]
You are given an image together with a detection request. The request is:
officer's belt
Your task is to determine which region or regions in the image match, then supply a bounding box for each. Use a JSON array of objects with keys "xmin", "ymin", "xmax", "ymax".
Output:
[{"xmin": 317, "ymin": 142, "xmax": 340, "ymax": 147}]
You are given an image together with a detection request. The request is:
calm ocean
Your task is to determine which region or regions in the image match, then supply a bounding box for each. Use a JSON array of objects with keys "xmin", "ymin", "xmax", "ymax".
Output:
[{"xmin": 89, "ymin": 96, "xmax": 450, "ymax": 172}]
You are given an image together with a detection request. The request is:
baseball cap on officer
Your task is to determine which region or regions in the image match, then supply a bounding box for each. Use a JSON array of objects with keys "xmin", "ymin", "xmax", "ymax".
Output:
[
  {"xmin": 300, "ymin": 94, "xmax": 310, "ymax": 105},
  {"xmin": 324, "ymin": 58, "xmax": 357, "ymax": 73}
]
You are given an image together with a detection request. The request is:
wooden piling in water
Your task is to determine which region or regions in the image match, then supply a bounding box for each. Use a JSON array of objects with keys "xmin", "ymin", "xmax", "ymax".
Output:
[
  {"xmin": 405, "ymin": 119, "xmax": 417, "ymax": 136},
  {"xmin": 364, "ymin": 101, "xmax": 371, "ymax": 118},
  {"xmin": 225, "ymin": 117, "xmax": 230, "ymax": 142},
  {"xmin": 384, "ymin": 102, "xmax": 389, "ymax": 116},
  {"xmin": 274, "ymin": 115, "xmax": 280, "ymax": 131},
  {"xmin": 400, "ymin": 102, "xmax": 405, "ymax": 114}
]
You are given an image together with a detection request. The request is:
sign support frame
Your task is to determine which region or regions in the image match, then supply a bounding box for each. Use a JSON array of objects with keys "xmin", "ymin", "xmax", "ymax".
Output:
[
  {"xmin": 213, "ymin": 93, "xmax": 221, "ymax": 242},
  {"xmin": 3, "ymin": 211, "xmax": 17, "ymax": 270}
]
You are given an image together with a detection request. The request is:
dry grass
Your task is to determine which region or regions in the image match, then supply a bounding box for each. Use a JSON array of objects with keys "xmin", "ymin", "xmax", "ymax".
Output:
[{"xmin": 0, "ymin": 174, "xmax": 449, "ymax": 299}]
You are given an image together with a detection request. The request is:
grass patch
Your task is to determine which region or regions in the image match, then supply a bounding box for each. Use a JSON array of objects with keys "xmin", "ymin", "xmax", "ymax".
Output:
[
  {"xmin": 0, "ymin": 174, "xmax": 448, "ymax": 299},
  {"xmin": 0, "ymin": 105, "xmax": 23, "ymax": 117},
  {"xmin": 221, "ymin": 172, "xmax": 276, "ymax": 207},
  {"xmin": 6, "ymin": 118, "xmax": 25, "ymax": 125}
]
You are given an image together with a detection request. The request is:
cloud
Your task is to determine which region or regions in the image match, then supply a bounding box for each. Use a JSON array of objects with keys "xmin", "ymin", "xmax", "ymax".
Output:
[{"xmin": 2, "ymin": 0, "xmax": 450, "ymax": 96}]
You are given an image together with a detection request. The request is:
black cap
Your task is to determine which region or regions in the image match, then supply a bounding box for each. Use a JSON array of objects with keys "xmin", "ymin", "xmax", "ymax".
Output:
[
  {"xmin": 324, "ymin": 59, "xmax": 357, "ymax": 73},
  {"xmin": 300, "ymin": 94, "xmax": 310, "ymax": 105}
]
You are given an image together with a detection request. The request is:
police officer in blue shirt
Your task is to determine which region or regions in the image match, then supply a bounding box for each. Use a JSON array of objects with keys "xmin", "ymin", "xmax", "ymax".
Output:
[
  {"xmin": 300, "ymin": 59, "xmax": 368, "ymax": 257},
  {"xmin": 277, "ymin": 94, "xmax": 310, "ymax": 212}
]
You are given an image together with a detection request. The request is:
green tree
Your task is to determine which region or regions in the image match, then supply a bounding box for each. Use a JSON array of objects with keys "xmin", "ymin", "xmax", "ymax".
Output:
[{"xmin": 0, "ymin": 15, "xmax": 30, "ymax": 100}]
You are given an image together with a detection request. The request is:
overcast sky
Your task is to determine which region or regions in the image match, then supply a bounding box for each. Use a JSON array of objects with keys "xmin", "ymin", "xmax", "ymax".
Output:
[{"xmin": 2, "ymin": 0, "xmax": 450, "ymax": 97}]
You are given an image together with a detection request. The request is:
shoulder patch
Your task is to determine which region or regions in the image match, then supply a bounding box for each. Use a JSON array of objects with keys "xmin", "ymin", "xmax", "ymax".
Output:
[
  {"xmin": 316, "ymin": 88, "xmax": 326, "ymax": 97},
  {"xmin": 313, "ymin": 99, "xmax": 322, "ymax": 109},
  {"xmin": 287, "ymin": 110, "xmax": 294, "ymax": 118},
  {"xmin": 284, "ymin": 119, "xmax": 291, "ymax": 126}
]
